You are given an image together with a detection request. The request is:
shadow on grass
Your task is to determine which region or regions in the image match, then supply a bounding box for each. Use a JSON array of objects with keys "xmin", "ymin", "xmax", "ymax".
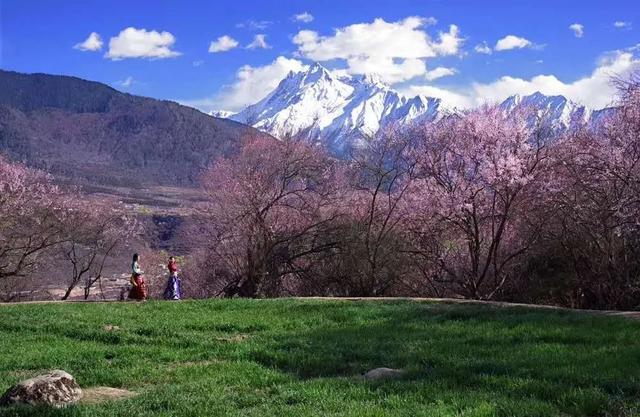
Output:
[
  {"xmin": 248, "ymin": 301, "xmax": 640, "ymax": 415},
  {"xmin": 0, "ymin": 300, "xmax": 639, "ymax": 416}
]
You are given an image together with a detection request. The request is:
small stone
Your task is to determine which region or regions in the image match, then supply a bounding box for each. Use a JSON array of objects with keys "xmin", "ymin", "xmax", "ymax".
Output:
[
  {"xmin": 363, "ymin": 367, "xmax": 407, "ymax": 380},
  {"xmin": 0, "ymin": 370, "xmax": 83, "ymax": 408}
]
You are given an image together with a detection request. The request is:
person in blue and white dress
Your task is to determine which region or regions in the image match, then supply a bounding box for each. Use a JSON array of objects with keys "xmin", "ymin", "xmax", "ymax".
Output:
[{"xmin": 163, "ymin": 256, "xmax": 182, "ymax": 300}]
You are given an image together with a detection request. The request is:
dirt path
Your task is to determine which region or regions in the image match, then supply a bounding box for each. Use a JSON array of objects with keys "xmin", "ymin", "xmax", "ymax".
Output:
[{"xmin": 1, "ymin": 296, "xmax": 639, "ymax": 320}]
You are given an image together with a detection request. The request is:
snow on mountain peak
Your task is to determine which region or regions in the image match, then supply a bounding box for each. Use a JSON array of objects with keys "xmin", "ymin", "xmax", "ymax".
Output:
[
  {"xmin": 227, "ymin": 65, "xmax": 603, "ymax": 155},
  {"xmin": 230, "ymin": 62, "xmax": 448, "ymax": 154},
  {"xmin": 499, "ymin": 91, "xmax": 594, "ymax": 129},
  {"xmin": 300, "ymin": 62, "xmax": 335, "ymax": 84},
  {"xmin": 209, "ymin": 109, "xmax": 236, "ymax": 119},
  {"xmin": 350, "ymin": 73, "xmax": 388, "ymax": 89}
]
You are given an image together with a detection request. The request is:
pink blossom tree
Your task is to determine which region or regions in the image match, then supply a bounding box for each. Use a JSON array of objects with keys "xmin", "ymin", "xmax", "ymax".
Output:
[
  {"xmin": 544, "ymin": 75, "xmax": 640, "ymax": 309},
  {"xmin": 0, "ymin": 156, "xmax": 141, "ymax": 301},
  {"xmin": 193, "ymin": 135, "xmax": 344, "ymax": 297},
  {"xmin": 407, "ymin": 106, "xmax": 552, "ymax": 299},
  {"xmin": 0, "ymin": 156, "xmax": 71, "ymax": 299}
]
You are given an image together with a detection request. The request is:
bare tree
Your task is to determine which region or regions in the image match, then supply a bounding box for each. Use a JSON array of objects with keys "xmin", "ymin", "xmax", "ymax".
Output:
[
  {"xmin": 59, "ymin": 199, "xmax": 137, "ymax": 300},
  {"xmin": 337, "ymin": 128, "xmax": 416, "ymax": 296}
]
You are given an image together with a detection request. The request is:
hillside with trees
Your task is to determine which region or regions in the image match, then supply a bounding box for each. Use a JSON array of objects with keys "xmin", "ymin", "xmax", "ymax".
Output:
[{"xmin": 0, "ymin": 70, "xmax": 270, "ymax": 187}]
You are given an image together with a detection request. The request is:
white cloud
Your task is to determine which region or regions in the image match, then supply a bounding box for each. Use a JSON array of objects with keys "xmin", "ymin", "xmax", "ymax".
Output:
[
  {"xmin": 114, "ymin": 76, "xmax": 135, "ymax": 88},
  {"xmin": 193, "ymin": 60, "xmax": 204, "ymax": 67},
  {"xmin": 247, "ymin": 34, "xmax": 271, "ymax": 49},
  {"xmin": 121, "ymin": 76, "xmax": 134, "ymax": 87},
  {"xmin": 235, "ymin": 20, "xmax": 273, "ymax": 30},
  {"xmin": 400, "ymin": 84, "xmax": 473, "ymax": 109},
  {"xmin": 346, "ymin": 56, "xmax": 426, "ymax": 84},
  {"xmin": 209, "ymin": 35, "xmax": 239, "ymax": 53},
  {"xmin": 74, "ymin": 32, "xmax": 103, "ymax": 51},
  {"xmin": 569, "ymin": 23, "xmax": 584, "ymax": 38},
  {"xmin": 403, "ymin": 48, "xmax": 640, "ymax": 110},
  {"xmin": 433, "ymin": 25, "xmax": 463, "ymax": 55},
  {"xmin": 181, "ymin": 56, "xmax": 308, "ymax": 112},
  {"xmin": 424, "ymin": 66, "xmax": 457, "ymax": 81},
  {"xmin": 105, "ymin": 27, "xmax": 180, "ymax": 60},
  {"xmin": 423, "ymin": 17, "xmax": 438, "ymax": 26},
  {"xmin": 614, "ymin": 21, "xmax": 631, "ymax": 29},
  {"xmin": 495, "ymin": 35, "xmax": 532, "ymax": 51},
  {"xmin": 293, "ymin": 17, "xmax": 431, "ymax": 60},
  {"xmin": 473, "ymin": 50, "xmax": 640, "ymax": 109},
  {"xmin": 184, "ymin": 45, "xmax": 639, "ymax": 115},
  {"xmin": 474, "ymin": 41, "xmax": 492, "ymax": 54},
  {"xmin": 292, "ymin": 16, "xmax": 464, "ymax": 84},
  {"xmin": 293, "ymin": 12, "xmax": 314, "ymax": 23}
]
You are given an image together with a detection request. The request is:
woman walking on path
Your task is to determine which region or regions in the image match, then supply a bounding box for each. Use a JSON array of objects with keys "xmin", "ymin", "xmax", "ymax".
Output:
[
  {"xmin": 128, "ymin": 253, "xmax": 147, "ymax": 300},
  {"xmin": 163, "ymin": 256, "xmax": 182, "ymax": 300}
]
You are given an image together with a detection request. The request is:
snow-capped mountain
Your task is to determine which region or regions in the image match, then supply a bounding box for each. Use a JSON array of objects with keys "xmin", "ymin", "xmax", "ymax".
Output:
[
  {"xmin": 498, "ymin": 92, "xmax": 599, "ymax": 130},
  {"xmin": 209, "ymin": 110, "xmax": 236, "ymax": 119},
  {"xmin": 223, "ymin": 63, "xmax": 609, "ymax": 154},
  {"xmin": 230, "ymin": 63, "xmax": 447, "ymax": 154}
]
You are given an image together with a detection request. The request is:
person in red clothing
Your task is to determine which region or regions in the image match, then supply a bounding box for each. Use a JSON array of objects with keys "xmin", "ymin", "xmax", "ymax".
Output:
[
  {"xmin": 163, "ymin": 256, "xmax": 182, "ymax": 300},
  {"xmin": 128, "ymin": 253, "xmax": 147, "ymax": 300}
]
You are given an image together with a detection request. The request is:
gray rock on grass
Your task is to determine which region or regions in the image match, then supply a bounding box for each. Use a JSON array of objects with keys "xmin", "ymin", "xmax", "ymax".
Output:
[
  {"xmin": 0, "ymin": 370, "xmax": 83, "ymax": 408},
  {"xmin": 363, "ymin": 367, "xmax": 407, "ymax": 380}
]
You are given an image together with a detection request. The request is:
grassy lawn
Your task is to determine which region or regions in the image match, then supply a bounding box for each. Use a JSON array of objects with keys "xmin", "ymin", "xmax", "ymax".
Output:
[{"xmin": 0, "ymin": 299, "xmax": 638, "ymax": 417}]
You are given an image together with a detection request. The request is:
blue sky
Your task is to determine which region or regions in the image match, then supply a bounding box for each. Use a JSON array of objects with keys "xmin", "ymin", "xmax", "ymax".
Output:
[{"xmin": 2, "ymin": 0, "xmax": 639, "ymax": 111}]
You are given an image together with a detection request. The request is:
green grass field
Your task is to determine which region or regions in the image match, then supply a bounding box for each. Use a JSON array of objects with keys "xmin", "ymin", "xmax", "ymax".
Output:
[{"xmin": 0, "ymin": 299, "xmax": 638, "ymax": 417}]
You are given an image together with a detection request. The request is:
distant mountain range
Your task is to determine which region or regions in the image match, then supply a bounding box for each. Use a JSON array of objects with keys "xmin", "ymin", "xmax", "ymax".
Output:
[
  {"xmin": 223, "ymin": 63, "xmax": 445, "ymax": 154},
  {"xmin": 214, "ymin": 63, "xmax": 612, "ymax": 154},
  {"xmin": 498, "ymin": 91, "xmax": 612, "ymax": 131},
  {"xmin": 0, "ymin": 70, "xmax": 267, "ymax": 187},
  {"xmin": 0, "ymin": 68, "xmax": 615, "ymax": 190}
]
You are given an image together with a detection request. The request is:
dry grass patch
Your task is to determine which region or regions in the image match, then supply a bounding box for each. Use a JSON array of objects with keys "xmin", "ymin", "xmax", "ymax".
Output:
[{"xmin": 80, "ymin": 387, "xmax": 138, "ymax": 405}]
